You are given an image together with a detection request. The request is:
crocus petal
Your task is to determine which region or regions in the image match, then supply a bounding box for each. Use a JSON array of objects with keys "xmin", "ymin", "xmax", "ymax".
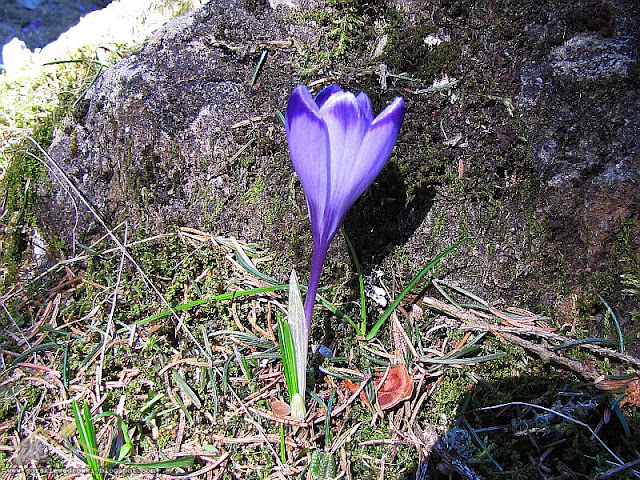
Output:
[
  {"xmin": 319, "ymin": 92, "xmax": 371, "ymax": 238},
  {"xmin": 356, "ymin": 91, "xmax": 374, "ymax": 126},
  {"xmin": 315, "ymin": 84, "xmax": 342, "ymax": 109},
  {"xmin": 342, "ymin": 96, "xmax": 405, "ymax": 209},
  {"xmin": 320, "ymin": 96, "xmax": 404, "ymax": 238},
  {"xmin": 285, "ymin": 85, "xmax": 331, "ymax": 236},
  {"xmin": 320, "ymin": 91, "xmax": 369, "ymax": 175}
]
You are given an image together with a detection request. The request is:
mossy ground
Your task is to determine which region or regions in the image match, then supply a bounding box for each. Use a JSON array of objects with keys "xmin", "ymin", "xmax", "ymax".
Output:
[
  {"xmin": 1, "ymin": 222, "xmax": 639, "ymax": 478},
  {"xmin": 0, "ymin": 0, "xmax": 638, "ymax": 478}
]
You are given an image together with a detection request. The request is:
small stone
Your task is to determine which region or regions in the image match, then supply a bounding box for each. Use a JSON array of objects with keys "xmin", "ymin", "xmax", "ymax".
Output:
[
  {"xmin": 268, "ymin": 0, "xmax": 297, "ymax": 8},
  {"xmin": 550, "ymin": 34, "xmax": 635, "ymax": 82}
]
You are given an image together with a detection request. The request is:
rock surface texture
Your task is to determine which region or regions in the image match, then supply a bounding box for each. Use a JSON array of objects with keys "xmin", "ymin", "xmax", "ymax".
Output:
[
  {"xmin": 38, "ymin": 0, "xmax": 638, "ymax": 342},
  {"xmin": 42, "ymin": 0, "xmax": 299, "ymax": 240}
]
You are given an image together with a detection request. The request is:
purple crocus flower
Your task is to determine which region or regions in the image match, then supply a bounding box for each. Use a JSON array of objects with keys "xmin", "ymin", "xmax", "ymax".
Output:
[{"xmin": 285, "ymin": 84, "xmax": 405, "ymax": 327}]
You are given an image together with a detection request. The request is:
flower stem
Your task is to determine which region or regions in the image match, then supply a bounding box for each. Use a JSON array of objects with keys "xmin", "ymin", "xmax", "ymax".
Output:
[{"xmin": 304, "ymin": 242, "xmax": 327, "ymax": 328}]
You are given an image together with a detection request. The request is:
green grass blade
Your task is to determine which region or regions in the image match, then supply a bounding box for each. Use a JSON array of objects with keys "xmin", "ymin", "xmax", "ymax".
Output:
[
  {"xmin": 551, "ymin": 337, "xmax": 617, "ymax": 350},
  {"xmin": 246, "ymin": 347, "xmax": 281, "ymax": 360},
  {"xmin": 80, "ymin": 402, "xmax": 101, "ymax": 479},
  {"xmin": 233, "ymin": 250, "xmax": 279, "ymax": 284},
  {"xmin": 9, "ymin": 341, "xmax": 63, "ymax": 367},
  {"xmin": 433, "ymin": 278, "xmax": 490, "ymax": 307},
  {"xmin": 277, "ymin": 316, "xmax": 298, "ymax": 398},
  {"xmin": 432, "ymin": 278, "xmax": 462, "ymax": 309},
  {"xmin": 280, "ymin": 424, "xmax": 286, "ymax": 462},
  {"xmin": 117, "ymin": 420, "xmax": 133, "ymax": 461},
  {"xmin": 94, "ymin": 412, "xmax": 133, "ymax": 462},
  {"xmin": 318, "ymin": 366, "xmax": 367, "ymax": 381},
  {"xmin": 62, "ymin": 343, "xmax": 69, "ymax": 388},
  {"xmin": 312, "ymin": 292, "xmax": 356, "ymax": 330},
  {"xmin": 137, "ymin": 284, "xmax": 289, "ymax": 325},
  {"xmin": 66, "ymin": 440, "xmax": 194, "ymax": 471},
  {"xmin": 342, "ymin": 229, "xmax": 366, "ymax": 336},
  {"xmin": 172, "ymin": 371, "xmax": 202, "ymax": 410},
  {"xmin": 421, "ymin": 351, "xmax": 507, "ymax": 365},
  {"xmin": 71, "ymin": 400, "xmax": 103, "ymax": 480},
  {"xmin": 366, "ymin": 237, "xmax": 470, "ymax": 340},
  {"xmin": 288, "ymin": 270, "xmax": 308, "ymax": 404},
  {"xmin": 325, "ymin": 388, "xmax": 337, "ymax": 450},
  {"xmin": 222, "ymin": 355, "xmax": 233, "ymax": 391},
  {"xmin": 461, "ymin": 418, "xmax": 504, "ymax": 471},
  {"xmin": 171, "ymin": 390, "xmax": 194, "ymax": 425},
  {"xmin": 609, "ymin": 395, "xmax": 631, "ymax": 439},
  {"xmin": 240, "ymin": 351, "xmax": 253, "ymax": 383},
  {"xmin": 80, "ymin": 342, "xmax": 103, "ymax": 368},
  {"xmin": 251, "ymin": 50, "xmax": 268, "ymax": 85},
  {"xmin": 99, "ymin": 456, "xmax": 195, "ymax": 469},
  {"xmin": 599, "ymin": 295, "xmax": 625, "ymax": 354},
  {"xmin": 140, "ymin": 393, "xmax": 165, "ymax": 414}
]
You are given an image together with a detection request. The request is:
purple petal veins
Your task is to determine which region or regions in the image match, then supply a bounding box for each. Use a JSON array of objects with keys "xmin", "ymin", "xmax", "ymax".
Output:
[{"xmin": 285, "ymin": 84, "xmax": 405, "ymax": 328}]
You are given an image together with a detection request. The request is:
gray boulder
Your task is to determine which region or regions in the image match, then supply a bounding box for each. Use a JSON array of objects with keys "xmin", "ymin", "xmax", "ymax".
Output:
[{"xmin": 36, "ymin": 0, "xmax": 639, "ymax": 338}]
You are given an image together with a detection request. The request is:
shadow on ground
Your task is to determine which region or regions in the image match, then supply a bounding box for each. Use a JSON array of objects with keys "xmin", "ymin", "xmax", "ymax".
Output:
[
  {"xmin": 406, "ymin": 374, "xmax": 638, "ymax": 479},
  {"xmin": 344, "ymin": 160, "xmax": 436, "ymax": 264}
]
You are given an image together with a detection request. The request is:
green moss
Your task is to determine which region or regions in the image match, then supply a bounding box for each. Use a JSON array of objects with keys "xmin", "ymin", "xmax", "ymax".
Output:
[
  {"xmin": 423, "ymin": 371, "xmax": 471, "ymax": 425},
  {"xmin": 239, "ymin": 154, "xmax": 255, "ymax": 169},
  {"xmin": 621, "ymin": 273, "xmax": 640, "ymax": 348},
  {"xmin": 225, "ymin": 443, "xmax": 275, "ymax": 478},
  {"xmin": 609, "ymin": 221, "xmax": 639, "ymax": 284},
  {"xmin": 384, "ymin": 26, "xmax": 462, "ymax": 82},
  {"xmin": 566, "ymin": 222, "xmax": 640, "ymax": 349},
  {"xmin": 0, "ymin": 124, "xmax": 50, "ymax": 282},
  {"xmin": 243, "ymin": 175, "xmax": 266, "ymax": 204},
  {"xmin": 264, "ymin": 191, "xmax": 282, "ymax": 226},
  {"xmin": 286, "ymin": 1, "xmax": 374, "ymax": 79},
  {"xmin": 386, "ymin": 244, "xmax": 413, "ymax": 271}
]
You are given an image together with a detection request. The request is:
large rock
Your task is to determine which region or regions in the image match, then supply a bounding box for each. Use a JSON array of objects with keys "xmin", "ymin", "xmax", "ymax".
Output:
[
  {"xmin": 40, "ymin": 0, "xmax": 305, "ymax": 242},
  {"xmin": 36, "ymin": 0, "xmax": 638, "ymax": 339},
  {"xmin": 517, "ymin": 3, "xmax": 639, "ymax": 314}
]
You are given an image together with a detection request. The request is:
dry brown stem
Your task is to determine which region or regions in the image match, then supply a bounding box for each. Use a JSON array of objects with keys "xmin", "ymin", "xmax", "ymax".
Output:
[{"xmin": 421, "ymin": 297, "xmax": 640, "ymax": 382}]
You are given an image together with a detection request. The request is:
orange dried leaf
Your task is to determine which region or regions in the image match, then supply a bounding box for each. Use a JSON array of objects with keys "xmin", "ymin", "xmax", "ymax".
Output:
[
  {"xmin": 343, "ymin": 379, "xmax": 371, "ymax": 408},
  {"xmin": 595, "ymin": 375, "xmax": 635, "ymax": 392},
  {"xmin": 375, "ymin": 364, "xmax": 414, "ymax": 410},
  {"xmin": 270, "ymin": 399, "xmax": 290, "ymax": 417},
  {"xmin": 343, "ymin": 379, "xmax": 359, "ymax": 394},
  {"xmin": 622, "ymin": 379, "xmax": 640, "ymax": 407}
]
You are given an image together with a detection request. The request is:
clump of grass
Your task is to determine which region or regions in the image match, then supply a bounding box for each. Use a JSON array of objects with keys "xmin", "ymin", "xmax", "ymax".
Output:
[
  {"xmin": 0, "ymin": 49, "xmax": 110, "ymax": 171},
  {"xmin": 71, "ymin": 400, "xmax": 104, "ymax": 480}
]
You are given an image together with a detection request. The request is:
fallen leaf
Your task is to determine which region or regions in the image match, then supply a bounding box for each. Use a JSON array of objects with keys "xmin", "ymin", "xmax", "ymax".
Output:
[
  {"xmin": 622, "ymin": 378, "xmax": 640, "ymax": 408},
  {"xmin": 343, "ymin": 379, "xmax": 371, "ymax": 408},
  {"xmin": 375, "ymin": 364, "xmax": 414, "ymax": 410},
  {"xmin": 270, "ymin": 398, "xmax": 290, "ymax": 417}
]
